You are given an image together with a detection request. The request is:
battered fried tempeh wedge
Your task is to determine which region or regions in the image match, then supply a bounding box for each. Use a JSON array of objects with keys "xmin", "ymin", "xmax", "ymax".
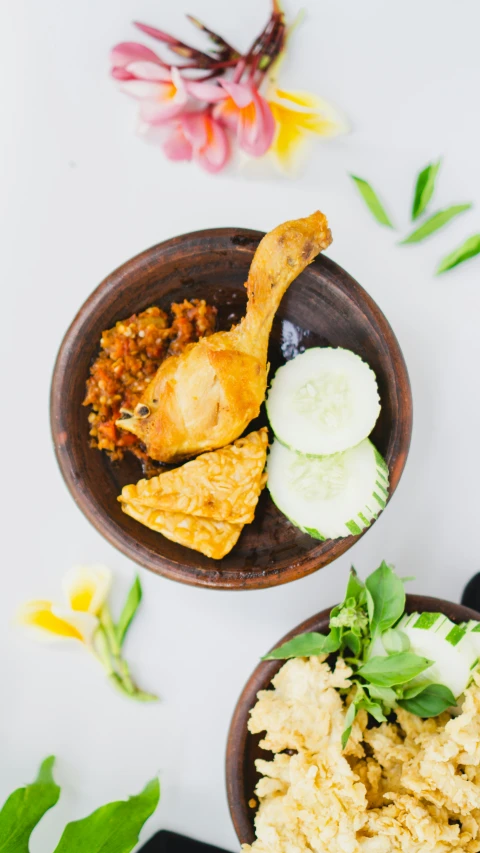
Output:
[
  {"xmin": 121, "ymin": 503, "xmax": 243, "ymax": 560},
  {"xmin": 117, "ymin": 212, "xmax": 332, "ymax": 463},
  {"xmin": 119, "ymin": 428, "xmax": 268, "ymax": 525}
]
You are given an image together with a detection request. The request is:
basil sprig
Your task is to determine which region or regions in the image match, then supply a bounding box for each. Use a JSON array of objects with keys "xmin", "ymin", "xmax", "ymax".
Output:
[
  {"xmin": 263, "ymin": 562, "xmax": 460, "ymax": 746},
  {"xmin": 0, "ymin": 758, "xmax": 160, "ymax": 853}
]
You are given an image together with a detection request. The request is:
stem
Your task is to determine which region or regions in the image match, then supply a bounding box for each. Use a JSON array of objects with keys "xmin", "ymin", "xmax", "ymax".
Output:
[{"xmin": 100, "ymin": 605, "xmax": 135, "ymax": 694}]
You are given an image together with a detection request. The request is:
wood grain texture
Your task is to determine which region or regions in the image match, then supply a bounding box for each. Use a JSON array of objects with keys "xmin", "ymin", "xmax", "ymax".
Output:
[
  {"xmin": 225, "ymin": 594, "xmax": 480, "ymax": 845},
  {"xmin": 50, "ymin": 228, "xmax": 412, "ymax": 590}
]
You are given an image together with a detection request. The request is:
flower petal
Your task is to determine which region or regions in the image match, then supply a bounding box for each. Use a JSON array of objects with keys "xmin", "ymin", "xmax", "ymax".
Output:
[
  {"xmin": 219, "ymin": 80, "xmax": 253, "ymax": 109},
  {"xmin": 126, "ymin": 61, "xmax": 173, "ymax": 82},
  {"xmin": 62, "ymin": 565, "xmax": 112, "ymax": 615},
  {"xmin": 140, "ymin": 92, "xmax": 187, "ymax": 124},
  {"xmin": 197, "ymin": 118, "xmax": 230, "ymax": 173},
  {"xmin": 110, "ymin": 42, "xmax": 163, "ymax": 69},
  {"xmin": 119, "ymin": 80, "xmax": 167, "ymax": 100},
  {"xmin": 186, "ymin": 80, "xmax": 227, "ymax": 103},
  {"xmin": 212, "ymin": 97, "xmax": 239, "ymax": 132},
  {"xmin": 17, "ymin": 600, "xmax": 98, "ymax": 644},
  {"xmin": 237, "ymin": 91, "xmax": 275, "ymax": 157},
  {"xmin": 163, "ymin": 124, "xmax": 193, "ymax": 161}
]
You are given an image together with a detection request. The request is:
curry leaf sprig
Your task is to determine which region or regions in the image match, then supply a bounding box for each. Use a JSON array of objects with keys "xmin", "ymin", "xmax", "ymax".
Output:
[
  {"xmin": 0, "ymin": 757, "xmax": 160, "ymax": 853},
  {"xmin": 263, "ymin": 561, "xmax": 456, "ymax": 747},
  {"xmin": 350, "ymin": 161, "xmax": 478, "ymax": 274}
]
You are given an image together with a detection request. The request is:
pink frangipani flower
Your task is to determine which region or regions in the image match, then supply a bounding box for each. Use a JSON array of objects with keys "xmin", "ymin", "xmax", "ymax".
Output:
[
  {"xmin": 116, "ymin": 61, "xmax": 189, "ymax": 124},
  {"xmin": 163, "ymin": 111, "xmax": 229, "ymax": 174},
  {"xmin": 213, "ymin": 80, "xmax": 275, "ymax": 157}
]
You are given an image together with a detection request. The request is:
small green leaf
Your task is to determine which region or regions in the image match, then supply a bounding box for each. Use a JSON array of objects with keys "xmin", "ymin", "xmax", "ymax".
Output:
[
  {"xmin": 345, "ymin": 567, "xmax": 365, "ymax": 603},
  {"xmin": 365, "ymin": 561, "xmax": 405, "ymax": 637},
  {"xmin": 411, "ymin": 160, "xmax": 441, "ymax": 220},
  {"xmin": 116, "ymin": 576, "xmax": 143, "ymax": 647},
  {"xmin": 436, "ymin": 234, "xmax": 480, "ymax": 274},
  {"xmin": 0, "ymin": 756, "xmax": 60, "ymax": 852},
  {"xmin": 341, "ymin": 701, "xmax": 357, "ymax": 749},
  {"xmin": 358, "ymin": 652, "xmax": 432, "ymax": 687},
  {"xmin": 350, "ymin": 175, "xmax": 394, "ymax": 228},
  {"xmin": 53, "ymin": 778, "xmax": 160, "ymax": 853},
  {"xmin": 357, "ymin": 698, "xmax": 387, "ymax": 723},
  {"xmin": 341, "ymin": 631, "xmax": 362, "ymax": 657},
  {"xmin": 397, "ymin": 683, "xmax": 456, "ymax": 718},
  {"xmin": 381, "ymin": 628, "xmax": 410, "ymax": 654},
  {"xmin": 400, "ymin": 204, "xmax": 472, "ymax": 244},
  {"xmin": 366, "ymin": 684, "xmax": 397, "ymax": 706},
  {"xmin": 262, "ymin": 631, "xmax": 340, "ymax": 660}
]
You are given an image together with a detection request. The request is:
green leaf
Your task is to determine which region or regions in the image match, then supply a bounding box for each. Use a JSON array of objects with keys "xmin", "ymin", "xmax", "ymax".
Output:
[
  {"xmin": 358, "ymin": 652, "xmax": 432, "ymax": 687},
  {"xmin": 366, "ymin": 684, "xmax": 397, "ymax": 706},
  {"xmin": 345, "ymin": 567, "xmax": 365, "ymax": 603},
  {"xmin": 350, "ymin": 175, "xmax": 394, "ymax": 228},
  {"xmin": 341, "ymin": 631, "xmax": 362, "ymax": 657},
  {"xmin": 411, "ymin": 160, "xmax": 441, "ymax": 220},
  {"xmin": 262, "ymin": 631, "xmax": 340, "ymax": 660},
  {"xmin": 0, "ymin": 756, "xmax": 60, "ymax": 852},
  {"xmin": 53, "ymin": 778, "xmax": 160, "ymax": 853},
  {"xmin": 400, "ymin": 204, "xmax": 472, "ymax": 244},
  {"xmin": 397, "ymin": 683, "xmax": 456, "ymax": 718},
  {"xmin": 381, "ymin": 628, "xmax": 410, "ymax": 654},
  {"xmin": 436, "ymin": 234, "xmax": 480, "ymax": 274},
  {"xmin": 357, "ymin": 698, "xmax": 387, "ymax": 723},
  {"xmin": 341, "ymin": 701, "xmax": 357, "ymax": 749},
  {"xmin": 116, "ymin": 576, "xmax": 142, "ymax": 647},
  {"xmin": 365, "ymin": 561, "xmax": 405, "ymax": 637}
]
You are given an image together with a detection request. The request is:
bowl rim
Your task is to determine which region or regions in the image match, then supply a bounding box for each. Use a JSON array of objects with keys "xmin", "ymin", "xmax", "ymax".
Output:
[
  {"xmin": 225, "ymin": 592, "xmax": 480, "ymax": 844},
  {"xmin": 50, "ymin": 226, "xmax": 413, "ymax": 590}
]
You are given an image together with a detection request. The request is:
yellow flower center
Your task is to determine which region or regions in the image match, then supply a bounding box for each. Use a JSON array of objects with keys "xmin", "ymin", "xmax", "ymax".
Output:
[{"xmin": 26, "ymin": 607, "xmax": 84, "ymax": 641}]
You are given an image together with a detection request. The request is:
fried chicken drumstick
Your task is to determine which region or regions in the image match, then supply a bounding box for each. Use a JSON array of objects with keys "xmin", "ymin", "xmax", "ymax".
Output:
[{"xmin": 117, "ymin": 211, "xmax": 332, "ymax": 463}]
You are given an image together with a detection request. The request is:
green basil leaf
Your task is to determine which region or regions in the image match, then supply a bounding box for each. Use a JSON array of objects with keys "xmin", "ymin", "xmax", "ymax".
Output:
[
  {"xmin": 350, "ymin": 175, "xmax": 394, "ymax": 228},
  {"xmin": 341, "ymin": 631, "xmax": 362, "ymax": 657},
  {"xmin": 365, "ymin": 684, "xmax": 397, "ymax": 706},
  {"xmin": 358, "ymin": 652, "xmax": 432, "ymax": 687},
  {"xmin": 411, "ymin": 160, "xmax": 441, "ymax": 220},
  {"xmin": 116, "ymin": 576, "xmax": 143, "ymax": 647},
  {"xmin": 345, "ymin": 567, "xmax": 365, "ymax": 603},
  {"xmin": 365, "ymin": 561, "xmax": 405, "ymax": 636},
  {"xmin": 341, "ymin": 701, "xmax": 357, "ymax": 749},
  {"xmin": 436, "ymin": 234, "xmax": 480, "ymax": 274},
  {"xmin": 0, "ymin": 756, "xmax": 60, "ymax": 852},
  {"xmin": 357, "ymin": 698, "xmax": 387, "ymax": 723},
  {"xmin": 397, "ymin": 683, "xmax": 456, "ymax": 718},
  {"xmin": 53, "ymin": 778, "xmax": 160, "ymax": 853},
  {"xmin": 381, "ymin": 628, "xmax": 410, "ymax": 654},
  {"xmin": 401, "ymin": 204, "xmax": 472, "ymax": 244},
  {"xmin": 262, "ymin": 630, "xmax": 340, "ymax": 660}
]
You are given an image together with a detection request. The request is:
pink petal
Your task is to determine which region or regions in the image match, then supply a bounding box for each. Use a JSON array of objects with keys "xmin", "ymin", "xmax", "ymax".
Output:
[
  {"xmin": 212, "ymin": 99, "xmax": 239, "ymax": 132},
  {"xmin": 181, "ymin": 113, "xmax": 208, "ymax": 148},
  {"xmin": 186, "ymin": 80, "xmax": 228, "ymax": 103},
  {"xmin": 119, "ymin": 80, "xmax": 166, "ymax": 99},
  {"xmin": 219, "ymin": 80, "xmax": 253, "ymax": 109},
  {"xmin": 163, "ymin": 125, "xmax": 193, "ymax": 161},
  {"xmin": 238, "ymin": 91, "xmax": 275, "ymax": 157},
  {"xmin": 196, "ymin": 120, "xmax": 230, "ymax": 173},
  {"xmin": 126, "ymin": 61, "xmax": 172, "ymax": 82},
  {"xmin": 110, "ymin": 42, "xmax": 163, "ymax": 68},
  {"xmin": 140, "ymin": 92, "xmax": 187, "ymax": 124},
  {"xmin": 111, "ymin": 67, "xmax": 136, "ymax": 81}
]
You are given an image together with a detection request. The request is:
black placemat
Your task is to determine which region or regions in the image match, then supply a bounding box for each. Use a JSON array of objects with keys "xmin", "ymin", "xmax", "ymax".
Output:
[{"xmin": 139, "ymin": 830, "xmax": 234, "ymax": 853}]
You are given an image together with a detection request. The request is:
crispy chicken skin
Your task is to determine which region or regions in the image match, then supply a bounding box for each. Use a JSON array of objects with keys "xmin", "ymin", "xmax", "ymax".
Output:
[{"xmin": 117, "ymin": 211, "xmax": 332, "ymax": 463}]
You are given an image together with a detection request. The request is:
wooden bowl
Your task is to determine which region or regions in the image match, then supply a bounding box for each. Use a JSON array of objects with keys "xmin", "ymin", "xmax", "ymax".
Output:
[
  {"xmin": 50, "ymin": 227, "xmax": 412, "ymax": 590},
  {"xmin": 225, "ymin": 594, "xmax": 480, "ymax": 844}
]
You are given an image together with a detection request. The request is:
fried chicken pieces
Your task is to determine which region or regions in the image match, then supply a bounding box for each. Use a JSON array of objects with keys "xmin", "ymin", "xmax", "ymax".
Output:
[
  {"xmin": 117, "ymin": 212, "xmax": 332, "ymax": 463},
  {"xmin": 119, "ymin": 429, "xmax": 268, "ymax": 559}
]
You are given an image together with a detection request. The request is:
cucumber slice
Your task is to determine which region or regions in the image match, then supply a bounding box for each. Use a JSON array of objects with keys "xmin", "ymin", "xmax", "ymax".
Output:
[
  {"xmin": 464, "ymin": 620, "xmax": 480, "ymax": 658},
  {"xmin": 266, "ymin": 347, "xmax": 381, "ymax": 456},
  {"xmin": 266, "ymin": 437, "xmax": 389, "ymax": 540},
  {"xmin": 395, "ymin": 612, "xmax": 478, "ymax": 698}
]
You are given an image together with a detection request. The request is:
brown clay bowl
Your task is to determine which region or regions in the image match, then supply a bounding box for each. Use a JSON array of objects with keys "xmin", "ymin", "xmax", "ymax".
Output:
[
  {"xmin": 225, "ymin": 593, "xmax": 480, "ymax": 843},
  {"xmin": 50, "ymin": 227, "xmax": 412, "ymax": 590}
]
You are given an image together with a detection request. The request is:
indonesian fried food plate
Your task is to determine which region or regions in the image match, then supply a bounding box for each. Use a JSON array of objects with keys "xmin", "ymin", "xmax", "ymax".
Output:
[
  {"xmin": 119, "ymin": 429, "xmax": 268, "ymax": 559},
  {"xmin": 83, "ymin": 299, "xmax": 217, "ymax": 464}
]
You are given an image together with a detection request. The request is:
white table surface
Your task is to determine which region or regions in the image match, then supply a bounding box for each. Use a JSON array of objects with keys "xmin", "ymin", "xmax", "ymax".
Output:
[{"xmin": 2, "ymin": 1, "xmax": 480, "ymax": 849}]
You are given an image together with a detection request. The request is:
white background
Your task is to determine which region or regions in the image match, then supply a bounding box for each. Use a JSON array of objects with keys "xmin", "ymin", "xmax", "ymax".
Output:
[{"xmin": 2, "ymin": 1, "xmax": 480, "ymax": 850}]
